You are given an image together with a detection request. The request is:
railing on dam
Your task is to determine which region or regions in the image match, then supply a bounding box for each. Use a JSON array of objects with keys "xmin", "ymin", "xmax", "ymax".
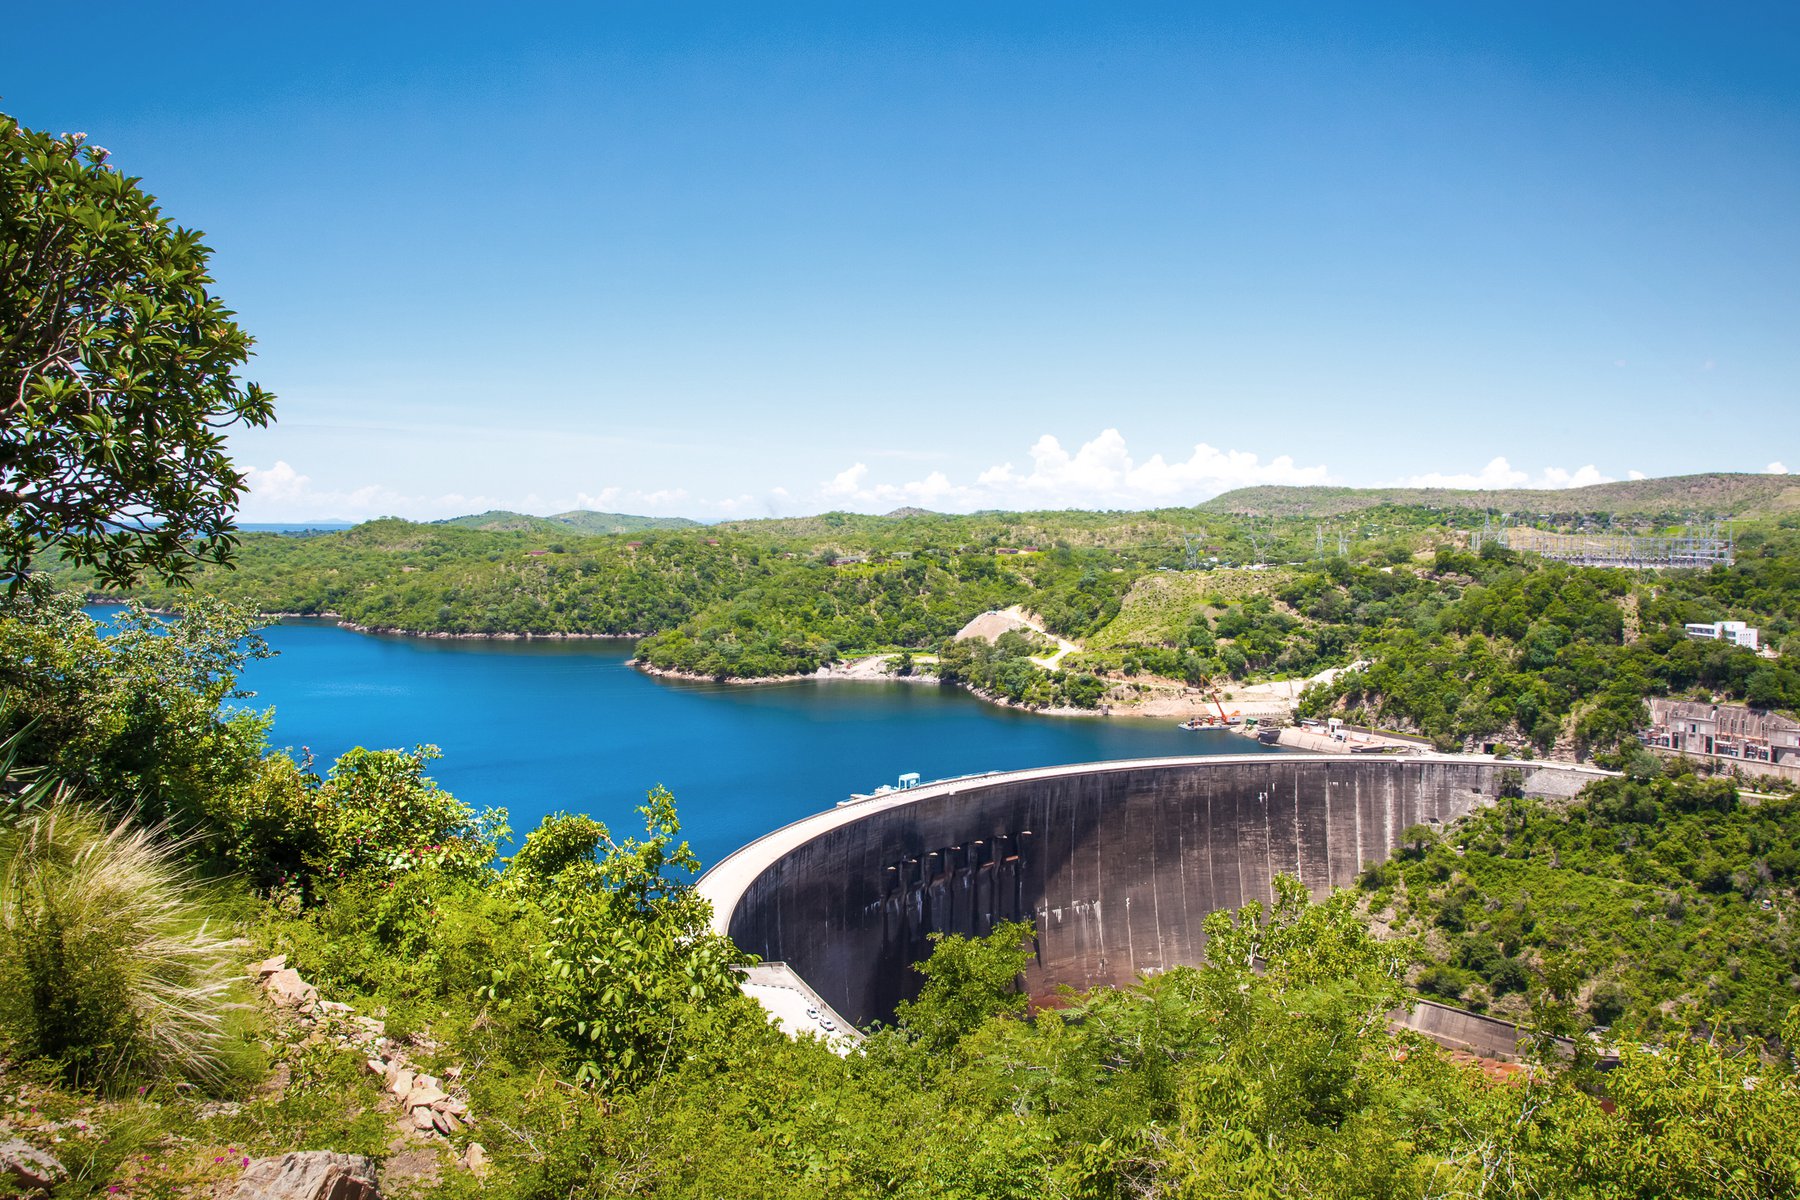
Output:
[{"xmin": 699, "ymin": 754, "xmax": 1610, "ymax": 1032}]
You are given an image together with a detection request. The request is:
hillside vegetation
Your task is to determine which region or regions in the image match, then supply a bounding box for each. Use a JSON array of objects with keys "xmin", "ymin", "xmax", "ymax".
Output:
[
  {"xmin": 54, "ymin": 490, "xmax": 1800, "ymax": 745},
  {"xmin": 1, "ymin": 592, "xmax": 1797, "ymax": 1199},
  {"xmin": 434, "ymin": 509, "xmax": 702, "ymax": 535},
  {"xmin": 13, "ymin": 544, "xmax": 1800, "ymax": 1196},
  {"xmin": 1204, "ymin": 472, "xmax": 1800, "ymax": 519},
  {"xmin": 1375, "ymin": 765, "xmax": 1800, "ymax": 1038}
]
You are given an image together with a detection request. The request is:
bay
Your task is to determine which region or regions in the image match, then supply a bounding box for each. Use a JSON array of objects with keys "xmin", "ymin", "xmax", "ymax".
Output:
[{"xmin": 91, "ymin": 609, "xmax": 1283, "ymax": 868}]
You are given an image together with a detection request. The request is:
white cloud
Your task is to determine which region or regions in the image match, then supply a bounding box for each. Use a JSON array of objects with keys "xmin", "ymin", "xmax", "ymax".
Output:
[
  {"xmin": 1627, "ymin": 470, "xmax": 1647, "ymax": 480},
  {"xmin": 242, "ymin": 461, "xmax": 312, "ymax": 504},
  {"xmin": 573, "ymin": 487, "xmax": 623, "ymax": 510},
  {"xmin": 1769, "ymin": 462, "xmax": 1790, "ymax": 475},
  {"xmin": 238, "ymin": 460, "xmax": 449, "ymax": 522},
  {"xmin": 240, "ymin": 460, "xmax": 717, "ymax": 522},
  {"xmin": 817, "ymin": 429, "xmax": 1328, "ymax": 512},
  {"xmin": 822, "ymin": 463, "xmax": 870, "ymax": 498},
  {"xmin": 1394, "ymin": 456, "xmax": 1615, "ymax": 490}
]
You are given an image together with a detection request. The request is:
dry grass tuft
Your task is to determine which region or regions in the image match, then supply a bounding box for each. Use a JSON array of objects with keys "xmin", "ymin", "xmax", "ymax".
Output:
[{"xmin": 0, "ymin": 805, "xmax": 238, "ymax": 1087}]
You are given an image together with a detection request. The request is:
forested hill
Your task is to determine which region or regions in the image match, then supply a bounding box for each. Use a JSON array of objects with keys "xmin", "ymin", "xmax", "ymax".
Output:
[
  {"xmin": 56, "ymin": 504, "xmax": 1800, "ymax": 748},
  {"xmin": 1204, "ymin": 472, "xmax": 1800, "ymax": 519},
  {"xmin": 433, "ymin": 509, "xmax": 703, "ymax": 535}
]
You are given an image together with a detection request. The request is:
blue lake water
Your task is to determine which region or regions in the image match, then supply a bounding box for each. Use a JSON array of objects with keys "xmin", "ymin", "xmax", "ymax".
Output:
[{"xmin": 90, "ymin": 610, "xmax": 1282, "ymax": 868}]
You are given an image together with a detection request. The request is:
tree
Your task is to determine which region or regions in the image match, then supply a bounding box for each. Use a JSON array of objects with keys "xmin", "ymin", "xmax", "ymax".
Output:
[
  {"xmin": 491, "ymin": 788, "xmax": 750, "ymax": 1092},
  {"xmin": 0, "ymin": 587, "xmax": 273, "ymax": 828},
  {"xmin": 894, "ymin": 919, "xmax": 1033, "ymax": 1052},
  {"xmin": 1, "ymin": 111, "xmax": 273, "ymax": 586}
]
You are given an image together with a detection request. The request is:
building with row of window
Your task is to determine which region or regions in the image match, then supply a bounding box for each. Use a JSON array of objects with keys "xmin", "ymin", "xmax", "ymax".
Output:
[
  {"xmin": 1640, "ymin": 698, "xmax": 1800, "ymax": 767},
  {"xmin": 1684, "ymin": 620, "xmax": 1759, "ymax": 650}
]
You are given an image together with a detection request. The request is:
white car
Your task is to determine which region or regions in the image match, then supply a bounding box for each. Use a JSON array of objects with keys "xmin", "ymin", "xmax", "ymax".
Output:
[
  {"xmin": 805, "ymin": 1005, "xmax": 819, "ymax": 1019},
  {"xmin": 820, "ymin": 1018, "xmax": 837, "ymax": 1032}
]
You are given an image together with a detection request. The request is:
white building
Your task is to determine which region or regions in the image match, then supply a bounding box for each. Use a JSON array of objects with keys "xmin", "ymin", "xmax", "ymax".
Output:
[{"xmin": 1684, "ymin": 621, "xmax": 1759, "ymax": 651}]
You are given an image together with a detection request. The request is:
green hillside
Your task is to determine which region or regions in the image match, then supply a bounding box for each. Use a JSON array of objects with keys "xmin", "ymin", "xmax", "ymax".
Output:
[
  {"xmin": 547, "ymin": 509, "xmax": 703, "ymax": 534},
  {"xmin": 434, "ymin": 509, "xmax": 702, "ymax": 535},
  {"xmin": 1204, "ymin": 472, "xmax": 1800, "ymax": 520}
]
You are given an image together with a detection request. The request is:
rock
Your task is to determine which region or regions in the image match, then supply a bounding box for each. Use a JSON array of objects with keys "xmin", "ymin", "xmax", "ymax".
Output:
[
  {"xmin": 404, "ymin": 1084, "xmax": 446, "ymax": 1110},
  {"xmin": 364, "ymin": 1059, "xmax": 386, "ymax": 1077},
  {"xmin": 227, "ymin": 1150, "xmax": 380, "ymax": 1200},
  {"xmin": 377, "ymin": 1147, "xmax": 440, "ymax": 1193},
  {"xmin": 0, "ymin": 1139, "xmax": 68, "ymax": 1196},
  {"xmin": 387, "ymin": 1069, "xmax": 415, "ymax": 1099},
  {"xmin": 443, "ymin": 1065, "xmax": 461, "ymax": 1080},
  {"xmin": 441, "ymin": 1099, "xmax": 468, "ymax": 1117},
  {"xmin": 251, "ymin": 954, "xmax": 288, "ymax": 979},
  {"xmin": 461, "ymin": 1143, "xmax": 489, "ymax": 1177},
  {"xmin": 430, "ymin": 1109, "xmax": 459, "ymax": 1135},
  {"xmin": 318, "ymin": 1000, "xmax": 354, "ymax": 1015},
  {"xmin": 264, "ymin": 968, "xmax": 318, "ymax": 1008},
  {"xmin": 410, "ymin": 1108, "xmax": 436, "ymax": 1132}
]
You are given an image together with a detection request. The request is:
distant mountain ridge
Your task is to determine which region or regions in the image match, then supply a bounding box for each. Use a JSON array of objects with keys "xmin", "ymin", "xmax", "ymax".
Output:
[
  {"xmin": 1201, "ymin": 473, "xmax": 1800, "ymax": 519},
  {"xmin": 434, "ymin": 509, "xmax": 703, "ymax": 535}
]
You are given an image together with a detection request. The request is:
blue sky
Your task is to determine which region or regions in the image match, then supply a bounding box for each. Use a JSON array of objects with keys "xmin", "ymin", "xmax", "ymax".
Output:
[{"xmin": 7, "ymin": 2, "xmax": 1796, "ymax": 520}]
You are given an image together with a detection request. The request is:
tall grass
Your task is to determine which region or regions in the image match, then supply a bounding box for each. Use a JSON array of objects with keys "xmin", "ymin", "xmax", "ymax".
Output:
[{"xmin": 0, "ymin": 805, "xmax": 238, "ymax": 1087}]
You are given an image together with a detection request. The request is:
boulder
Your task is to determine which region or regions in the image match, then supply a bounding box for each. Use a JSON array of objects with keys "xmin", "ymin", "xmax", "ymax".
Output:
[
  {"xmin": 0, "ymin": 1139, "xmax": 67, "ymax": 1196},
  {"xmin": 264, "ymin": 968, "xmax": 318, "ymax": 1008},
  {"xmin": 386, "ymin": 1069, "xmax": 415, "ymax": 1099},
  {"xmin": 251, "ymin": 954, "xmax": 288, "ymax": 978},
  {"xmin": 403, "ymin": 1083, "xmax": 447, "ymax": 1109},
  {"xmin": 228, "ymin": 1151, "xmax": 380, "ymax": 1200},
  {"xmin": 460, "ymin": 1143, "xmax": 489, "ymax": 1177}
]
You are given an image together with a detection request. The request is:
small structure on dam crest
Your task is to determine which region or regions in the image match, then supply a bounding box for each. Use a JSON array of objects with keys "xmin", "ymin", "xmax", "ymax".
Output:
[{"xmin": 699, "ymin": 754, "xmax": 1607, "ymax": 1031}]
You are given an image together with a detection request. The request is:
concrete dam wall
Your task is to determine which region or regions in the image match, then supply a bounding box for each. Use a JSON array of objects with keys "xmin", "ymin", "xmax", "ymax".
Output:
[{"xmin": 700, "ymin": 754, "xmax": 1600, "ymax": 1029}]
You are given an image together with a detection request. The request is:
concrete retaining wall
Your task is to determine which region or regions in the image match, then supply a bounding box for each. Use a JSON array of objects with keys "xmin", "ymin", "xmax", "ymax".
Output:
[{"xmin": 704, "ymin": 755, "xmax": 1608, "ymax": 1029}]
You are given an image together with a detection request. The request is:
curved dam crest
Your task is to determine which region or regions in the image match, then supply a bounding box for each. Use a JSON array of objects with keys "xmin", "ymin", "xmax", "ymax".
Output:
[{"xmin": 700, "ymin": 754, "xmax": 1608, "ymax": 1029}]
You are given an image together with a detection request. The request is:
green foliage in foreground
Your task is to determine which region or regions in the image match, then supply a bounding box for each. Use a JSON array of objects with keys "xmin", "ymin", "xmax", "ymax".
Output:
[
  {"xmin": 361, "ymin": 876, "xmax": 1800, "ymax": 1199},
  {"xmin": 0, "ymin": 805, "xmax": 241, "ymax": 1087},
  {"xmin": 1373, "ymin": 765, "xmax": 1800, "ymax": 1040}
]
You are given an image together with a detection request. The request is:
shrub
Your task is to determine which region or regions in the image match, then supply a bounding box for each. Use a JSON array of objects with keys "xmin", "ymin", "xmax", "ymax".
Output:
[
  {"xmin": 0, "ymin": 805, "xmax": 237, "ymax": 1086},
  {"xmin": 312, "ymin": 745, "xmax": 508, "ymax": 880},
  {"xmin": 489, "ymin": 789, "xmax": 749, "ymax": 1092}
]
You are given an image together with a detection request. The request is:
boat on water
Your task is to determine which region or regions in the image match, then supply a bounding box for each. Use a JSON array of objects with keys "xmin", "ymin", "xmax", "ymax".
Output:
[{"xmin": 1178, "ymin": 715, "xmax": 1242, "ymax": 729}]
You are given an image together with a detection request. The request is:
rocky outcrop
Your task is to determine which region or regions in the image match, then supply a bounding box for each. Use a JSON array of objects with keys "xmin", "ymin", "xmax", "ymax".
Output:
[
  {"xmin": 250, "ymin": 956, "xmax": 480, "ymax": 1150},
  {"xmin": 228, "ymin": 1150, "xmax": 380, "ymax": 1200},
  {"xmin": 0, "ymin": 1139, "xmax": 67, "ymax": 1196}
]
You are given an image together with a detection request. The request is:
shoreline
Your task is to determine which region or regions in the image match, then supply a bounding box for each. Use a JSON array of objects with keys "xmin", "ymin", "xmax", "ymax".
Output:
[
  {"xmin": 631, "ymin": 656, "xmax": 1239, "ymax": 723},
  {"xmin": 90, "ymin": 601, "xmax": 646, "ymax": 641},
  {"xmin": 336, "ymin": 621, "xmax": 645, "ymax": 641},
  {"xmin": 88, "ymin": 601, "xmax": 1296, "ymax": 727}
]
